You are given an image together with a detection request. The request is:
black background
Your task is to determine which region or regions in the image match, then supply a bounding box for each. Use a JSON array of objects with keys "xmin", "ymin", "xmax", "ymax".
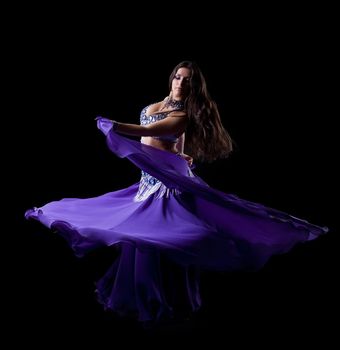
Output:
[{"xmin": 8, "ymin": 5, "xmax": 337, "ymax": 345}]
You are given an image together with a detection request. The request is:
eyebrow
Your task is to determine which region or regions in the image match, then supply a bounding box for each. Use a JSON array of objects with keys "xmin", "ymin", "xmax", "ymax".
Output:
[{"xmin": 175, "ymin": 74, "xmax": 191, "ymax": 79}]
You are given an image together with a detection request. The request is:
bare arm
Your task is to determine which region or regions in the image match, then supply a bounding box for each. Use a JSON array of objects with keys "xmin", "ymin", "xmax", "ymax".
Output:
[
  {"xmin": 175, "ymin": 132, "xmax": 194, "ymax": 167},
  {"xmin": 114, "ymin": 112, "xmax": 187, "ymax": 137},
  {"xmin": 176, "ymin": 133, "xmax": 185, "ymax": 154}
]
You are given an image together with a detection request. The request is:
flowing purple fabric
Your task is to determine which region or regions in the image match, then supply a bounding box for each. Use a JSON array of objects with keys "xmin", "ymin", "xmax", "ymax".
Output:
[{"xmin": 25, "ymin": 117, "xmax": 328, "ymax": 322}]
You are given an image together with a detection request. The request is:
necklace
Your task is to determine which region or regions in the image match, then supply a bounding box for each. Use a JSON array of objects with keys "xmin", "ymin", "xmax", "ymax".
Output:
[{"xmin": 165, "ymin": 98, "xmax": 184, "ymax": 110}]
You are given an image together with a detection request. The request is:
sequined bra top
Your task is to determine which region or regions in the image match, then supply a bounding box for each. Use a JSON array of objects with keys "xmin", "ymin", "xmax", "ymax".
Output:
[{"xmin": 139, "ymin": 103, "xmax": 184, "ymax": 143}]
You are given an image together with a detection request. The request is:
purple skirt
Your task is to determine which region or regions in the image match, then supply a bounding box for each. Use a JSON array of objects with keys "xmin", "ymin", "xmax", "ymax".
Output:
[{"xmin": 25, "ymin": 117, "xmax": 328, "ymax": 322}]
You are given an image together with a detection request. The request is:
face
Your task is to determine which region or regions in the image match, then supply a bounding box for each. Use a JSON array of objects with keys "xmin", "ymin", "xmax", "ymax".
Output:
[{"xmin": 171, "ymin": 67, "xmax": 191, "ymax": 100}]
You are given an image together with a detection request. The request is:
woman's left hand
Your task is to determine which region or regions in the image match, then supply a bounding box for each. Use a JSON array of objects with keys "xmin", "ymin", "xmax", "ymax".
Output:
[{"xmin": 179, "ymin": 153, "xmax": 193, "ymax": 167}]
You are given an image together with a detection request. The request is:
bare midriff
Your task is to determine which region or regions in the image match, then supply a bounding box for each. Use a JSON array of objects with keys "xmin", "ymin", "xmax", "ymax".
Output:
[{"xmin": 141, "ymin": 137, "xmax": 178, "ymax": 154}]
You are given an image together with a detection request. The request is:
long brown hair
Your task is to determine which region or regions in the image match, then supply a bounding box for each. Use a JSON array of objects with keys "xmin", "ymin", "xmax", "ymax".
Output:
[{"xmin": 169, "ymin": 61, "xmax": 233, "ymax": 162}]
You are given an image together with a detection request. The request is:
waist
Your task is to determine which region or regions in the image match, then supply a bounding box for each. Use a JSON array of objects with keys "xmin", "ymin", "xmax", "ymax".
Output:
[{"xmin": 141, "ymin": 137, "xmax": 178, "ymax": 153}]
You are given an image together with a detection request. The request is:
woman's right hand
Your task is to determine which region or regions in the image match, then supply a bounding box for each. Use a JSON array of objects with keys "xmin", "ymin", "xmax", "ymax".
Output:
[{"xmin": 95, "ymin": 117, "xmax": 119, "ymax": 131}]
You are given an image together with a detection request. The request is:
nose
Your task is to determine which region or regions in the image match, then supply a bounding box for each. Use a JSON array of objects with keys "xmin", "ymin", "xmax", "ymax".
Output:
[{"xmin": 178, "ymin": 78, "xmax": 186, "ymax": 87}]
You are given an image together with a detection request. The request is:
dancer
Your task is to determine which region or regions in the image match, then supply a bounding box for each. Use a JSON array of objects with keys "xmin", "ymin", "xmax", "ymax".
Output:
[{"xmin": 25, "ymin": 61, "xmax": 328, "ymax": 323}]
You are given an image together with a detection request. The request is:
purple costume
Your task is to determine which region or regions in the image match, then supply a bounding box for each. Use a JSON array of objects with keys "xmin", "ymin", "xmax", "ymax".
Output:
[{"xmin": 25, "ymin": 105, "xmax": 328, "ymax": 322}]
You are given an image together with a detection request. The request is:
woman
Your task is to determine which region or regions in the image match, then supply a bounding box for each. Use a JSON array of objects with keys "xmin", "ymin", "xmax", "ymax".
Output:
[{"xmin": 25, "ymin": 61, "xmax": 328, "ymax": 323}]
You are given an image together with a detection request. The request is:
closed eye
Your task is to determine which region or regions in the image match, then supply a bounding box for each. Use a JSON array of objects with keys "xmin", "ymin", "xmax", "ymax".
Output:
[{"xmin": 174, "ymin": 75, "xmax": 190, "ymax": 82}]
